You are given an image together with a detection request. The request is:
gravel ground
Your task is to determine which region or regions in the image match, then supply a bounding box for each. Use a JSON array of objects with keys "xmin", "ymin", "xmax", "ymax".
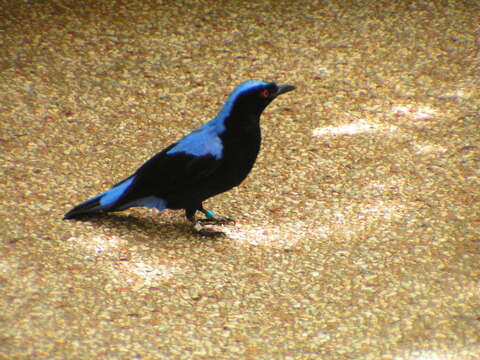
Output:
[{"xmin": 1, "ymin": 0, "xmax": 479, "ymax": 359}]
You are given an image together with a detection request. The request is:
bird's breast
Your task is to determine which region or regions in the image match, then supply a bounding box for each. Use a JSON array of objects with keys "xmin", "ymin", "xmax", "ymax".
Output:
[{"xmin": 218, "ymin": 127, "xmax": 261, "ymax": 186}]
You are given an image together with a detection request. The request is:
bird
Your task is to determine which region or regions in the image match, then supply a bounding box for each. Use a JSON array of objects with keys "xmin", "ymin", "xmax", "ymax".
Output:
[{"xmin": 64, "ymin": 80, "xmax": 295, "ymax": 236}]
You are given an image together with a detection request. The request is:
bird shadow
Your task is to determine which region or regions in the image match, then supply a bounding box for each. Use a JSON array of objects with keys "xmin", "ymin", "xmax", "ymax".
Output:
[{"xmin": 70, "ymin": 212, "xmax": 193, "ymax": 241}]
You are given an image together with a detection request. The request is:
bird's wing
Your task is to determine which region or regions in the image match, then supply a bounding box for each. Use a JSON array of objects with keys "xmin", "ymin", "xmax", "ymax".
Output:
[
  {"xmin": 138, "ymin": 126, "xmax": 224, "ymax": 186},
  {"xmin": 136, "ymin": 149, "xmax": 222, "ymax": 188},
  {"xmin": 111, "ymin": 132, "xmax": 224, "ymax": 208}
]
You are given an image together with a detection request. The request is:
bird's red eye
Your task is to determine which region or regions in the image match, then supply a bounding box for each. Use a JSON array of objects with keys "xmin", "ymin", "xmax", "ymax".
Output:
[{"xmin": 261, "ymin": 89, "xmax": 269, "ymax": 98}]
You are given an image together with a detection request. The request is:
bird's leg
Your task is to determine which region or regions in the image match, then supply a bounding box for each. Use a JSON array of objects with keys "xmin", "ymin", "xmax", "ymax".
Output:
[
  {"xmin": 197, "ymin": 205, "xmax": 236, "ymax": 225},
  {"xmin": 185, "ymin": 208, "xmax": 225, "ymax": 237}
]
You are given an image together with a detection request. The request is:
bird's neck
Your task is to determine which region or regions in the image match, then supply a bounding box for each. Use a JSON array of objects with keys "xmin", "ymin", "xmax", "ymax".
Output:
[{"xmin": 223, "ymin": 113, "xmax": 261, "ymax": 134}]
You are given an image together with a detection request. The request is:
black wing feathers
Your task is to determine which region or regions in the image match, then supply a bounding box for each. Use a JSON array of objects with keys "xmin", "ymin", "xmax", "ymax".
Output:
[{"xmin": 111, "ymin": 149, "xmax": 222, "ymax": 210}]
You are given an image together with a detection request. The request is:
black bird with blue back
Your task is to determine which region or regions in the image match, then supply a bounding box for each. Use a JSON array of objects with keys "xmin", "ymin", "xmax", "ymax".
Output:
[{"xmin": 64, "ymin": 80, "xmax": 295, "ymax": 236}]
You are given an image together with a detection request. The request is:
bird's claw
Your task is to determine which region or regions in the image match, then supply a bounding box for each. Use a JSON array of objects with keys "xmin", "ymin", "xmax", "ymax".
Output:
[
  {"xmin": 192, "ymin": 221, "xmax": 225, "ymax": 237},
  {"xmin": 199, "ymin": 209, "xmax": 235, "ymax": 225}
]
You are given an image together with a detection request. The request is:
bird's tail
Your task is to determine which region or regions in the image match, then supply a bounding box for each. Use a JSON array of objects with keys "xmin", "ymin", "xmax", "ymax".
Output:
[{"xmin": 63, "ymin": 176, "xmax": 136, "ymax": 219}]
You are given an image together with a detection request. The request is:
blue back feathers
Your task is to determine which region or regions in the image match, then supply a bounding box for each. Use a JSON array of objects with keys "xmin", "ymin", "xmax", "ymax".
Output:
[
  {"xmin": 167, "ymin": 122, "xmax": 224, "ymax": 159},
  {"xmin": 167, "ymin": 80, "xmax": 268, "ymax": 159}
]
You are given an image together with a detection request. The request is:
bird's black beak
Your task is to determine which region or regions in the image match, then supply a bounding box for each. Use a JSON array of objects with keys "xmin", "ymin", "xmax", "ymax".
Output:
[{"xmin": 273, "ymin": 84, "xmax": 296, "ymax": 98}]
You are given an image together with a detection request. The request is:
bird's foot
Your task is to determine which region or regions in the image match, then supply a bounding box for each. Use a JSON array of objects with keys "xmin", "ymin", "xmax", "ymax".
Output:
[
  {"xmin": 192, "ymin": 220, "xmax": 225, "ymax": 237},
  {"xmin": 199, "ymin": 210, "xmax": 236, "ymax": 225},
  {"xmin": 198, "ymin": 217, "xmax": 235, "ymax": 225}
]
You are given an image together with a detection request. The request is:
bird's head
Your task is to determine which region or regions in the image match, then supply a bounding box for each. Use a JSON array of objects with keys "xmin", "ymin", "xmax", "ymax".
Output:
[{"xmin": 215, "ymin": 80, "xmax": 295, "ymax": 128}]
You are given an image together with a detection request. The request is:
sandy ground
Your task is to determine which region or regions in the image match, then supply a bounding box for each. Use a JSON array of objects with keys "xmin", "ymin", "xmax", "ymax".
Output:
[{"xmin": 1, "ymin": 0, "xmax": 479, "ymax": 359}]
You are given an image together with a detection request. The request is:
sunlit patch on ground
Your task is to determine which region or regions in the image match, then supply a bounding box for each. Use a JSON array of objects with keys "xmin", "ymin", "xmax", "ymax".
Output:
[
  {"xmin": 359, "ymin": 200, "xmax": 405, "ymax": 221},
  {"xmin": 0, "ymin": 259, "xmax": 12, "ymax": 274},
  {"xmin": 0, "ymin": 258, "xmax": 36, "ymax": 284},
  {"xmin": 316, "ymin": 65, "xmax": 331, "ymax": 74},
  {"xmin": 223, "ymin": 198, "xmax": 406, "ymax": 246},
  {"xmin": 396, "ymin": 350, "xmax": 447, "ymax": 360},
  {"xmin": 452, "ymin": 90, "xmax": 466, "ymax": 99},
  {"xmin": 330, "ymin": 200, "xmax": 405, "ymax": 237},
  {"xmin": 312, "ymin": 120, "xmax": 398, "ymax": 137},
  {"xmin": 67, "ymin": 234, "xmax": 178, "ymax": 287},
  {"xmin": 412, "ymin": 143, "xmax": 446, "ymax": 155},
  {"xmin": 223, "ymin": 221, "xmax": 329, "ymax": 247},
  {"xmin": 395, "ymin": 348, "xmax": 480, "ymax": 360},
  {"xmin": 362, "ymin": 177, "xmax": 405, "ymax": 195},
  {"xmin": 441, "ymin": 88, "xmax": 471, "ymax": 100},
  {"xmin": 82, "ymin": 234, "xmax": 126, "ymax": 255},
  {"xmin": 125, "ymin": 262, "xmax": 177, "ymax": 287},
  {"xmin": 391, "ymin": 104, "xmax": 436, "ymax": 121}
]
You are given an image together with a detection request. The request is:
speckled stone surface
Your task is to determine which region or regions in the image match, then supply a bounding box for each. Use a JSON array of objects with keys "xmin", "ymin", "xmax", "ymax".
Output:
[{"xmin": 1, "ymin": 0, "xmax": 479, "ymax": 359}]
